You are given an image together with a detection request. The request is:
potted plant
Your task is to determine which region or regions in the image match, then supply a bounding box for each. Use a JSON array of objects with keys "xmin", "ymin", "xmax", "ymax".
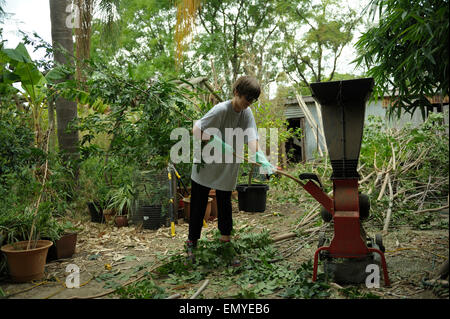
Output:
[
  {"xmin": 0, "ymin": 203, "xmax": 54, "ymax": 282},
  {"xmin": 46, "ymin": 221, "xmax": 81, "ymax": 261},
  {"xmin": 106, "ymin": 183, "xmax": 137, "ymax": 227}
]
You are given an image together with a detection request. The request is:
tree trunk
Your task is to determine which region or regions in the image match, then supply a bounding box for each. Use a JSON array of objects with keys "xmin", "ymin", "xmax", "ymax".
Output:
[{"xmin": 49, "ymin": 0, "xmax": 80, "ymax": 172}]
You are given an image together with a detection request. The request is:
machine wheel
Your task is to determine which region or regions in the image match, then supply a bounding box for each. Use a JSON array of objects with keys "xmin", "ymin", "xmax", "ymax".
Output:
[
  {"xmin": 320, "ymin": 207, "xmax": 333, "ymax": 223},
  {"xmin": 359, "ymin": 193, "xmax": 370, "ymax": 220},
  {"xmin": 375, "ymin": 234, "xmax": 385, "ymax": 252}
]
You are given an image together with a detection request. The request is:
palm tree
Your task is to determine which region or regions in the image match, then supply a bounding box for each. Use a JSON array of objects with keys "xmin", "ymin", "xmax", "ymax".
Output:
[{"xmin": 49, "ymin": 0, "xmax": 80, "ymax": 168}]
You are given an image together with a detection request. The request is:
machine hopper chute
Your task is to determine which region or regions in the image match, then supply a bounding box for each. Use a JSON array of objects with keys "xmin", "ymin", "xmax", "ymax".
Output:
[{"xmin": 310, "ymin": 78, "xmax": 374, "ymax": 179}]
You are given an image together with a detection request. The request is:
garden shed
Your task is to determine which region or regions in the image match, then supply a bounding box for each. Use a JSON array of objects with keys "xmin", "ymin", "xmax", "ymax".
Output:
[{"xmin": 284, "ymin": 95, "xmax": 449, "ymax": 162}]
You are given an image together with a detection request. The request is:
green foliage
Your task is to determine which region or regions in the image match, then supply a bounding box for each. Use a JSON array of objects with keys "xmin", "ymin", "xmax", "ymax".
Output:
[
  {"xmin": 191, "ymin": 0, "xmax": 282, "ymax": 94},
  {"xmin": 90, "ymin": 0, "xmax": 178, "ymax": 80},
  {"xmin": 74, "ymin": 58, "xmax": 199, "ymax": 169},
  {"xmin": 340, "ymin": 286, "xmax": 380, "ymax": 299},
  {"xmin": 106, "ymin": 182, "xmax": 137, "ymax": 216},
  {"xmin": 278, "ymin": 0, "xmax": 361, "ymax": 86},
  {"xmin": 115, "ymin": 277, "xmax": 168, "ymax": 299},
  {"xmin": 0, "ymin": 200, "xmax": 67, "ymax": 248},
  {"xmin": 0, "ymin": 107, "xmax": 41, "ymax": 178},
  {"xmin": 148, "ymin": 228, "xmax": 332, "ymax": 299},
  {"xmin": 354, "ymin": 0, "xmax": 449, "ymax": 118},
  {"xmin": 279, "ymin": 260, "xmax": 330, "ymax": 299}
]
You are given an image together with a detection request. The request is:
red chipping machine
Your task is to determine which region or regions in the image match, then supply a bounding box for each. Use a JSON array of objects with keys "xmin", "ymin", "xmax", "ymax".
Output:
[{"xmin": 294, "ymin": 78, "xmax": 390, "ymax": 286}]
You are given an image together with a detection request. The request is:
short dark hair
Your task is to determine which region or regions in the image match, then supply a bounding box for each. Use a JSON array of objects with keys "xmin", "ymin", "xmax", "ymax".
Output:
[{"xmin": 232, "ymin": 76, "xmax": 261, "ymax": 102}]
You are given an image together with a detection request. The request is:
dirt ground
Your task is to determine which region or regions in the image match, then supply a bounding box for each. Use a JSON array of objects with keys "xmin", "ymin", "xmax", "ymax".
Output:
[{"xmin": 1, "ymin": 197, "xmax": 448, "ymax": 300}]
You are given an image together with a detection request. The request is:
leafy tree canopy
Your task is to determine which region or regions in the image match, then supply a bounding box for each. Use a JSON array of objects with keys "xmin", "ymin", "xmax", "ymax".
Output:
[{"xmin": 354, "ymin": 0, "xmax": 449, "ymax": 118}]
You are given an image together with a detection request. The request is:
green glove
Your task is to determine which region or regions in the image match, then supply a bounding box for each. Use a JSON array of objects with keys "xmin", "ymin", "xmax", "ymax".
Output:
[
  {"xmin": 254, "ymin": 150, "xmax": 275, "ymax": 175},
  {"xmin": 208, "ymin": 135, "xmax": 234, "ymax": 156}
]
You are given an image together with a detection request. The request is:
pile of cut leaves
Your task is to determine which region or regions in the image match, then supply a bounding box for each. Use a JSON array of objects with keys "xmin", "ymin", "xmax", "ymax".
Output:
[{"xmin": 114, "ymin": 229, "xmax": 334, "ymax": 299}]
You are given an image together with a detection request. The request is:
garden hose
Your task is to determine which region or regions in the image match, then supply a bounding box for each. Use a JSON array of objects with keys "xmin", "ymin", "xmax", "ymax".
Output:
[{"xmin": 1, "ymin": 280, "xmax": 47, "ymax": 298}]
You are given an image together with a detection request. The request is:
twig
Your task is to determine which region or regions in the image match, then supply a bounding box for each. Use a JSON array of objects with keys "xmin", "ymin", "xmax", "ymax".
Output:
[
  {"xmin": 295, "ymin": 203, "xmax": 321, "ymax": 230},
  {"xmin": 413, "ymin": 204, "xmax": 449, "ymax": 214},
  {"xmin": 190, "ymin": 279, "xmax": 209, "ymax": 299},
  {"xmin": 418, "ymin": 175, "xmax": 432, "ymax": 211}
]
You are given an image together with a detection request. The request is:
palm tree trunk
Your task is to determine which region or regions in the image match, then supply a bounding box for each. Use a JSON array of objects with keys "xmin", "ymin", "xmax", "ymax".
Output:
[{"xmin": 49, "ymin": 0, "xmax": 80, "ymax": 173}]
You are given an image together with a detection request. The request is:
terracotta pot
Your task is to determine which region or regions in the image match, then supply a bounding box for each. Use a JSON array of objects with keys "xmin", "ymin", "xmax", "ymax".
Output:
[
  {"xmin": 103, "ymin": 209, "xmax": 116, "ymax": 222},
  {"xmin": 208, "ymin": 190, "xmax": 218, "ymax": 221},
  {"xmin": 1, "ymin": 240, "xmax": 53, "ymax": 282},
  {"xmin": 183, "ymin": 197, "xmax": 212, "ymax": 222},
  {"xmin": 47, "ymin": 233, "xmax": 77, "ymax": 261},
  {"xmin": 115, "ymin": 215, "xmax": 129, "ymax": 227}
]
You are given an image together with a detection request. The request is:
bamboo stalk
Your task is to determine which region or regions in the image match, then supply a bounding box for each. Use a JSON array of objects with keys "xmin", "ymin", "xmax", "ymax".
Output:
[
  {"xmin": 190, "ymin": 279, "xmax": 209, "ymax": 299},
  {"xmin": 391, "ymin": 143, "xmax": 396, "ymax": 171},
  {"xmin": 295, "ymin": 93, "xmax": 324, "ymax": 156},
  {"xmin": 359, "ymin": 170, "xmax": 375, "ymax": 184},
  {"xmin": 383, "ymin": 175, "xmax": 394, "ymax": 233},
  {"xmin": 27, "ymin": 126, "xmax": 52, "ymax": 250},
  {"xmin": 377, "ymin": 171, "xmax": 390, "ymax": 201},
  {"xmin": 273, "ymin": 232, "xmax": 297, "ymax": 242},
  {"xmin": 295, "ymin": 204, "xmax": 321, "ymax": 230}
]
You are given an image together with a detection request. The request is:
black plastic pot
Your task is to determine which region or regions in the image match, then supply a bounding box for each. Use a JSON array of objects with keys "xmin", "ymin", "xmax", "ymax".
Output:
[
  {"xmin": 236, "ymin": 184, "xmax": 269, "ymax": 212},
  {"xmin": 87, "ymin": 202, "xmax": 104, "ymax": 223},
  {"xmin": 135, "ymin": 205, "xmax": 166, "ymax": 230}
]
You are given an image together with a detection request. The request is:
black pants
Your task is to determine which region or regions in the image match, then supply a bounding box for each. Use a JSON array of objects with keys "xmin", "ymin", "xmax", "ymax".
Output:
[{"xmin": 188, "ymin": 179, "xmax": 232, "ymax": 242}]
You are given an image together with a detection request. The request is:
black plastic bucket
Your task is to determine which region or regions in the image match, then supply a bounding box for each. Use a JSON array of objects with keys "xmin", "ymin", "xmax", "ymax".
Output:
[
  {"xmin": 137, "ymin": 205, "xmax": 165, "ymax": 230},
  {"xmin": 236, "ymin": 184, "xmax": 269, "ymax": 212}
]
